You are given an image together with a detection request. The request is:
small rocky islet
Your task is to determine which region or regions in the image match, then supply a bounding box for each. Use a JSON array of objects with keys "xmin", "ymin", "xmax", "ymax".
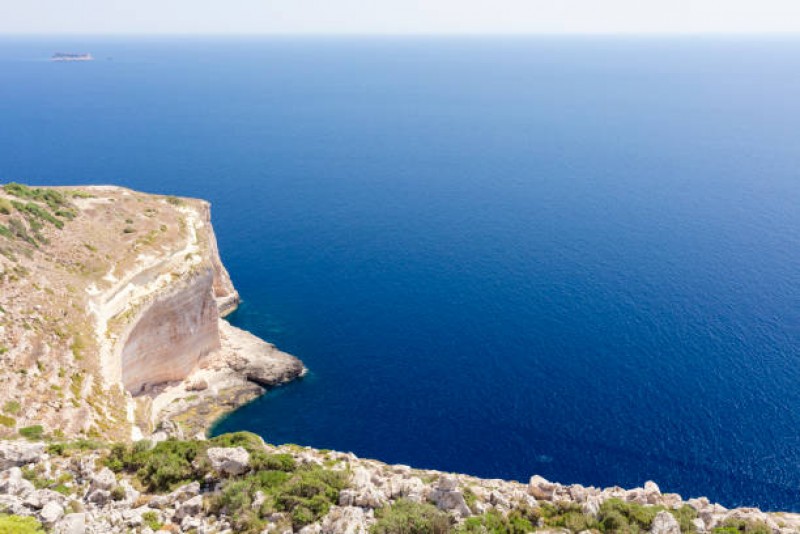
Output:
[{"xmin": 0, "ymin": 183, "xmax": 797, "ymax": 533}]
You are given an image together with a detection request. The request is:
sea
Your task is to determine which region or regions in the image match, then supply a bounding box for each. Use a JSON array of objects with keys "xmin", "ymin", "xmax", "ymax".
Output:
[{"xmin": 1, "ymin": 36, "xmax": 799, "ymax": 511}]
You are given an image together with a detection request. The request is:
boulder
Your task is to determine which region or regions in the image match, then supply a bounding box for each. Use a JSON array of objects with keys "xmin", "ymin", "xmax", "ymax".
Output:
[
  {"xmin": 175, "ymin": 495, "xmax": 204, "ymax": 520},
  {"xmin": 438, "ymin": 475, "xmax": 458, "ymax": 492},
  {"xmin": 86, "ymin": 489, "xmax": 111, "ymax": 505},
  {"xmin": 0, "ymin": 440, "xmax": 45, "ymax": 469},
  {"xmin": 644, "ymin": 481, "xmax": 661, "ymax": 504},
  {"xmin": 321, "ymin": 506, "xmax": 370, "ymax": 534},
  {"xmin": 429, "ymin": 476, "xmax": 472, "ymax": 517},
  {"xmin": 24, "ymin": 488, "xmax": 67, "ymax": 509},
  {"xmin": 40, "ymin": 501, "xmax": 65, "ymax": 527},
  {"xmin": 0, "ymin": 494, "xmax": 27, "ymax": 515},
  {"xmin": 0, "ymin": 467, "xmax": 35, "ymax": 497},
  {"xmin": 528, "ymin": 475, "xmax": 558, "ymax": 500},
  {"xmin": 54, "ymin": 513, "xmax": 85, "ymax": 534},
  {"xmin": 170, "ymin": 481, "xmax": 201, "ymax": 503},
  {"xmin": 207, "ymin": 446, "xmax": 250, "ymax": 475},
  {"xmin": 650, "ymin": 511, "xmax": 681, "ymax": 534},
  {"xmin": 89, "ymin": 467, "xmax": 117, "ymax": 492}
]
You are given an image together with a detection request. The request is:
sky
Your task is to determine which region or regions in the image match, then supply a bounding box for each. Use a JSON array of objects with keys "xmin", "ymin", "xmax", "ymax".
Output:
[{"xmin": 2, "ymin": 0, "xmax": 800, "ymax": 35}]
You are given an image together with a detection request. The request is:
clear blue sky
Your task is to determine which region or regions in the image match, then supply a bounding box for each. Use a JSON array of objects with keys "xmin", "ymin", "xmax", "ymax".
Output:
[{"xmin": 3, "ymin": 0, "xmax": 800, "ymax": 35}]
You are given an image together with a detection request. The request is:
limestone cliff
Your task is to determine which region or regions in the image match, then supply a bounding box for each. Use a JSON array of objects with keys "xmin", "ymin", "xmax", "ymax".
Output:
[{"xmin": 0, "ymin": 183, "xmax": 303, "ymax": 441}]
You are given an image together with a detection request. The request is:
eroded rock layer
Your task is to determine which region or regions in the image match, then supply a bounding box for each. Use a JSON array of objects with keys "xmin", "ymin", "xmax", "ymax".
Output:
[{"xmin": 121, "ymin": 270, "xmax": 220, "ymax": 395}]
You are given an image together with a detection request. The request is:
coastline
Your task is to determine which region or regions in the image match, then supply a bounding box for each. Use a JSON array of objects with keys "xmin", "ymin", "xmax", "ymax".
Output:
[{"xmin": 148, "ymin": 319, "xmax": 306, "ymax": 439}]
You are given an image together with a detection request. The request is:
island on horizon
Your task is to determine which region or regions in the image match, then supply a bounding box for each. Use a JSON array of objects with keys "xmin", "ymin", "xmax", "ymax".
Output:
[{"xmin": 51, "ymin": 52, "xmax": 94, "ymax": 62}]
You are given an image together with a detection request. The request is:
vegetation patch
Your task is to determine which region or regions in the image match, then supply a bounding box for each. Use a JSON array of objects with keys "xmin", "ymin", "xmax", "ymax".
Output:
[
  {"xmin": 712, "ymin": 518, "xmax": 772, "ymax": 533},
  {"xmin": 18, "ymin": 425, "xmax": 44, "ymax": 441},
  {"xmin": 0, "ymin": 514, "xmax": 44, "ymax": 534},
  {"xmin": 0, "ymin": 414, "xmax": 16, "ymax": 428},
  {"xmin": 371, "ymin": 499, "xmax": 452, "ymax": 534},
  {"xmin": 105, "ymin": 431, "xmax": 272, "ymax": 492},
  {"xmin": 456, "ymin": 510, "xmax": 534, "ymax": 534}
]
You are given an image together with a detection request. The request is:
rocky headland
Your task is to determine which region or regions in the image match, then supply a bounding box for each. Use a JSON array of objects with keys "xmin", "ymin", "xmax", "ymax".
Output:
[
  {"xmin": 0, "ymin": 183, "xmax": 303, "ymax": 442},
  {"xmin": 0, "ymin": 183, "xmax": 797, "ymax": 533}
]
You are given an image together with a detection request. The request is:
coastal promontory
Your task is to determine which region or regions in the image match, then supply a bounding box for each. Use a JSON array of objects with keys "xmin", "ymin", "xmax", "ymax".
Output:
[{"xmin": 0, "ymin": 183, "xmax": 304, "ymax": 441}]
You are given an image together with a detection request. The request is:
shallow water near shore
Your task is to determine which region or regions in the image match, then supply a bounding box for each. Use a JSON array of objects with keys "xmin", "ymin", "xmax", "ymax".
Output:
[{"xmin": 1, "ymin": 36, "xmax": 800, "ymax": 510}]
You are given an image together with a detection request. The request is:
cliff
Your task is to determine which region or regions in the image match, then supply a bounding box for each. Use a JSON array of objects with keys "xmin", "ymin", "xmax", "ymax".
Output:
[{"xmin": 0, "ymin": 183, "xmax": 304, "ymax": 441}]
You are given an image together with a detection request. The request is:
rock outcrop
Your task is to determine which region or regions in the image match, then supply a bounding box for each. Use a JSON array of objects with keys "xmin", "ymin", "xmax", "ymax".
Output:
[
  {"xmin": 0, "ymin": 183, "xmax": 304, "ymax": 441},
  {"xmin": 0, "ymin": 437, "xmax": 797, "ymax": 534}
]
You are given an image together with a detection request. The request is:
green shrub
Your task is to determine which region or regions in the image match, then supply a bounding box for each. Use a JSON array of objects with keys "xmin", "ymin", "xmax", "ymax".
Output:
[
  {"xmin": 713, "ymin": 519, "xmax": 772, "ymax": 533},
  {"xmin": 207, "ymin": 464, "xmax": 346, "ymax": 533},
  {"xmin": 457, "ymin": 510, "xmax": 533, "ymax": 534},
  {"xmin": 0, "ymin": 415, "xmax": 15, "ymax": 428},
  {"xmin": 141, "ymin": 511, "xmax": 161, "ymax": 531},
  {"xmin": 19, "ymin": 425, "xmax": 44, "ymax": 441},
  {"xmin": 105, "ymin": 432, "xmax": 268, "ymax": 493},
  {"xmin": 371, "ymin": 499, "xmax": 452, "ymax": 534},
  {"xmin": 540, "ymin": 501, "xmax": 599, "ymax": 532},
  {"xmin": 0, "ymin": 514, "xmax": 45, "ymax": 534},
  {"xmin": 3, "ymin": 400, "xmax": 21, "ymax": 415},
  {"xmin": 110, "ymin": 486, "xmax": 126, "ymax": 501},
  {"xmin": 7, "ymin": 218, "xmax": 35, "ymax": 246},
  {"xmin": 3, "ymin": 183, "xmax": 69, "ymax": 210},
  {"xmin": 12, "ymin": 201, "xmax": 63, "ymax": 229},
  {"xmin": 46, "ymin": 439, "xmax": 105, "ymax": 456},
  {"xmin": 0, "ymin": 199, "xmax": 11, "ymax": 215}
]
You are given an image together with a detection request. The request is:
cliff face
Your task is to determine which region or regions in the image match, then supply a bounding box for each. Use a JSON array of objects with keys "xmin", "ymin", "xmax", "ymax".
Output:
[
  {"xmin": 0, "ymin": 184, "xmax": 302, "ymax": 441},
  {"xmin": 120, "ymin": 270, "xmax": 220, "ymax": 395}
]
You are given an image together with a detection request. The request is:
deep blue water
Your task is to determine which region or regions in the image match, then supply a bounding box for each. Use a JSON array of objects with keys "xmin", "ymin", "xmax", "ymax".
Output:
[{"xmin": 1, "ymin": 36, "xmax": 799, "ymax": 511}]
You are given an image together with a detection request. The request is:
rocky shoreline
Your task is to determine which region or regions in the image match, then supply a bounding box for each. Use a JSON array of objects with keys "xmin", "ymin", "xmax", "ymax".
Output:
[{"xmin": 149, "ymin": 321, "xmax": 306, "ymax": 439}]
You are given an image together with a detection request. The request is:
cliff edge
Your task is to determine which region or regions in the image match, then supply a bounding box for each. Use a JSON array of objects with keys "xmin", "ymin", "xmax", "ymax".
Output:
[{"xmin": 0, "ymin": 183, "xmax": 304, "ymax": 441}]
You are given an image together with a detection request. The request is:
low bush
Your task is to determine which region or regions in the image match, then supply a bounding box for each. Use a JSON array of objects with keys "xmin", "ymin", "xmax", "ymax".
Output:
[
  {"xmin": 457, "ymin": 510, "xmax": 534, "ymax": 534},
  {"xmin": 141, "ymin": 510, "xmax": 161, "ymax": 531},
  {"xmin": 713, "ymin": 519, "xmax": 772, "ymax": 534},
  {"xmin": 19, "ymin": 425, "xmax": 44, "ymax": 441},
  {"xmin": 595, "ymin": 498, "xmax": 699, "ymax": 533},
  {"xmin": 3, "ymin": 401, "xmax": 21, "ymax": 415},
  {"xmin": 0, "ymin": 514, "xmax": 44, "ymax": 534},
  {"xmin": 105, "ymin": 432, "xmax": 278, "ymax": 493},
  {"xmin": 207, "ymin": 465, "xmax": 347, "ymax": 533},
  {"xmin": 371, "ymin": 499, "xmax": 452, "ymax": 534},
  {"xmin": 540, "ymin": 501, "xmax": 599, "ymax": 532}
]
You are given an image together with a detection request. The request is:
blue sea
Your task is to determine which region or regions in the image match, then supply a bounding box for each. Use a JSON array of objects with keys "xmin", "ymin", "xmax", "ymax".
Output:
[{"xmin": 1, "ymin": 36, "xmax": 799, "ymax": 511}]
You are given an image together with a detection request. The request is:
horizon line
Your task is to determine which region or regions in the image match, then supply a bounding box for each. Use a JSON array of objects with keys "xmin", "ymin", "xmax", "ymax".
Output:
[{"xmin": 3, "ymin": 30, "xmax": 800, "ymax": 38}]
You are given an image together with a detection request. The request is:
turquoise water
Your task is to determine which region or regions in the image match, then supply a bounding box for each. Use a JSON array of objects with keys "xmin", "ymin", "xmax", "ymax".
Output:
[{"xmin": 1, "ymin": 36, "xmax": 800, "ymax": 510}]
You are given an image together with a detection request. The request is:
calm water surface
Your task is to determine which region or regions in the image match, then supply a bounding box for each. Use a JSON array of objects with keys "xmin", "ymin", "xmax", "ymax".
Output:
[{"xmin": 1, "ymin": 36, "xmax": 799, "ymax": 510}]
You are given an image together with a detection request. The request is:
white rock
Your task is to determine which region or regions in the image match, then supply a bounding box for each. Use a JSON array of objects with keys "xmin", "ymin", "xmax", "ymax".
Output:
[
  {"xmin": 691, "ymin": 518, "xmax": 707, "ymax": 533},
  {"xmin": 644, "ymin": 481, "xmax": 661, "ymax": 504},
  {"xmin": 650, "ymin": 510, "xmax": 681, "ymax": 534},
  {"xmin": 89, "ymin": 467, "xmax": 117, "ymax": 492},
  {"xmin": 0, "ymin": 467, "xmax": 35, "ymax": 497},
  {"xmin": 170, "ymin": 481, "xmax": 201, "ymax": 503},
  {"xmin": 55, "ymin": 512, "xmax": 85, "ymax": 534},
  {"xmin": 0, "ymin": 494, "xmax": 27, "ymax": 515},
  {"xmin": 0, "ymin": 440, "xmax": 46, "ymax": 469},
  {"xmin": 438, "ymin": 475, "xmax": 458, "ymax": 492},
  {"xmin": 528, "ymin": 475, "xmax": 558, "ymax": 500},
  {"xmin": 207, "ymin": 446, "xmax": 250, "ymax": 475},
  {"xmin": 175, "ymin": 495, "xmax": 204, "ymax": 520},
  {"xmin": 321, "ymin": 506, "xmax": 370, "ymax": 534},
  {"xmin": 40, "ymin": 501, "xmax": 65, "ymax": 527}
]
